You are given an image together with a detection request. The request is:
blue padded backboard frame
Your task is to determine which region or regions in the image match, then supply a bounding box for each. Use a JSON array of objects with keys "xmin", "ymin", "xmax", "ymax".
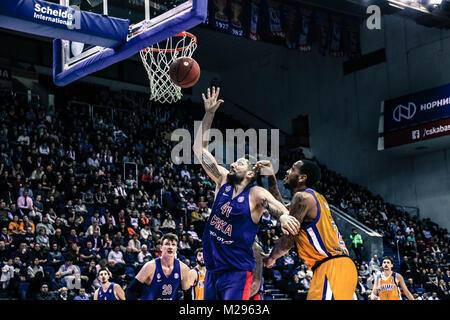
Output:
[
  {"xmin": 53, "ymin": 0, "xmax": 207, "ymax": 87},
  {"xmin": 0, "ymin": 0, "xmax": 129, "ymax": 49}
]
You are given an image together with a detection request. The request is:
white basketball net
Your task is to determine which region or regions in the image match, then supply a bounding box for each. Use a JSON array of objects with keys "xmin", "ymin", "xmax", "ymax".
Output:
[{"xmin": 140, "ymin": 32, "xmax": 197, "ymax": 104}]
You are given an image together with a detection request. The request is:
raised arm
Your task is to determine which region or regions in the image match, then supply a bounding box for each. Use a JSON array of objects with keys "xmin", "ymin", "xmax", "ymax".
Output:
[
  {"xmin": 263, "ymin": 192, "xmax": 315, "ymax": 267},
  {"xmin": 255, "ymin": 160, "xmax": 284, "ymax": 204},
  {"xmin": 192, "ymin": 87, "xmax": 229, "ymax": 186}
]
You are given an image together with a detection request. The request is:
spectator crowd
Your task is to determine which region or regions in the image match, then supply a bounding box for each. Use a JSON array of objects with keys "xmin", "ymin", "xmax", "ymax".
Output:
[{"xmin": 0, "ymin": 86, "xmax": 217, "ymax": 300}]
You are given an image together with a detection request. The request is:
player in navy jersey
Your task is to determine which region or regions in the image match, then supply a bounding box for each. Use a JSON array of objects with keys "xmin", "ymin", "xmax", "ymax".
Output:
[
  {"xmin": 93, "ymin": 268, "xmax": 126, "ymax": 300},
  {"xmin": 125, "ymin": 233, "xmax": 198, "ymax": 300},
  {"xmin": 192, "ymin": 87, "xmax": 300, "ymax": 300}
]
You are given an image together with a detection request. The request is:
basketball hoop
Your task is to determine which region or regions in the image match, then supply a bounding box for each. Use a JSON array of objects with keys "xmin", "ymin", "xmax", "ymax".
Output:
[{"xmin": 140, "ymin": 32, "xmax": 197, "ymax": 104}]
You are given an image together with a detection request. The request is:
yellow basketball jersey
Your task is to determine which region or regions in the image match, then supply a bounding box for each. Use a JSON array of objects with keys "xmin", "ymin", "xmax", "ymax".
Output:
[
  {"xmin": 193, "ymin": 267, "xmax": 206, "ymax": 300},
  {"xmin": 294, "ymin": 189, "xmax": 348, "ymax": 270},
  {"xmin": 377, "ymin": 272, "xmax": 402, "ymax": 300}
]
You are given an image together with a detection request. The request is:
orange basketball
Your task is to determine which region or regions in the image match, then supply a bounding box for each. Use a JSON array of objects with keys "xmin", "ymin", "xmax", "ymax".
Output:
[{"xmin": 169, "ymin": 57, "xmax": 200, "ymax": 88}]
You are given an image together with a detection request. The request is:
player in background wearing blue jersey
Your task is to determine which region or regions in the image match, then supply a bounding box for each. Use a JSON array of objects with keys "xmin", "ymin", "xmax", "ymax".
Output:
[
  {"xmin": 125, "ymin": 233, "xmax": 198, "ymax": 300},
  {"xmin": 192, "ymin": 87, "xmax": 300, "ymax": 300},
  {"xmin": 94, "ymin": 268, "xmax": 126, "ymax": 300}
]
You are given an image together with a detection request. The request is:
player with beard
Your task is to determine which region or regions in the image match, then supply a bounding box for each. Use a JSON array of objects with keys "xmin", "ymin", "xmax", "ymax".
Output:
[
  {"xmin": 94, "ymin": 268, "xmax": 126, "ymax": 300},
  {"xmin": 370, "ymin": 256, "xmax": 414, "ymax": 300},
  {"xmin": 192, "ymin": 87, "xmax": 300, "ymax": 300},
  {"xmin": 125, "ymin": 233, "xmax": 198, "ymax": 300},
  {"xmin": 257, "ymin": 159, "xmax": 357, "ymax": 300},
  {"xmin": 191, "ymin": 248, "xmax": 207, "ymax": 300}
]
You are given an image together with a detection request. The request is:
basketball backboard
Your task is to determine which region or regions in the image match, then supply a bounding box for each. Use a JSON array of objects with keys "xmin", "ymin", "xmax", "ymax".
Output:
[{"xmin": 53, "ymin": 0, "xmax": 207, "ymax": 86}]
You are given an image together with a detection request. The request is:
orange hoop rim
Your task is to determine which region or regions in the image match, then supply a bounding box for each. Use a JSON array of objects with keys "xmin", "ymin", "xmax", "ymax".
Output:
[{"xmin": 141, "ymin": 32, "xmax": 197, "ymax": 53}]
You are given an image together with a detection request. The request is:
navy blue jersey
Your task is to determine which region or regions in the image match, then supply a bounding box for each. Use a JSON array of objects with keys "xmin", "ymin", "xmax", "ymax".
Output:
[
  {"xmin": 97, "ymin": 282, "xmax": 117, "ymax": 300},
  {"xmin": 202, "ymin": 183, "xmax": 259, "ymax": 273},
  {"xmin": 141, "ymin": 258, "xmax": 181, "ymax": 300}
]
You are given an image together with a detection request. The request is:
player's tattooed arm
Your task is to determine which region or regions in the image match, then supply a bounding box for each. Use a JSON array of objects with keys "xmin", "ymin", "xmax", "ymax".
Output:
[
  {"xmin": 254, "ymin": 160, "xmax": 284, "ymax": 204},
  {"xmin": 252, "ymin": 187, "xmax": 300, "ymax": 236},
  {"xmin": 267, "ymin": 175, "xmax": 284, "ymax": 203},
  {"xmin": 201, "ymin": 152, "xmax": 226, "ymax": 181},
  {"xmin": 192, "ymin": 87, "xmax": 228, "ymax": 185},
  {"xmin": 262, "ymin": 198, "xmax": 286, "ymax": 219},
  {"xmin": 288, "ymin": 192, "xmax": 311, "ymax": 225},
  {"xmin": 263, "ymin": 234, "xmax": 296, "ymax": 268},
  {"xmin": 263, "ymin": 192, "xmax": 313, "ymax": 268}
]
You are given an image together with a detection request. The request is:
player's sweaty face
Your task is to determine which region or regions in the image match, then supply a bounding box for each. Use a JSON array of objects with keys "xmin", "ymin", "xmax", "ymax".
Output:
[{"xmin": 162, "ymin": 240, "xmax": 177, "ymax": 255}]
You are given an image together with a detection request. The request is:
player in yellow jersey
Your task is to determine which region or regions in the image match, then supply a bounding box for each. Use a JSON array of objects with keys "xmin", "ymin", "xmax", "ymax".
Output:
[
  {"xmin": 192, "ymin": 248, "xmax": 206, "ymax": 300},
  {"xmin": 257, "ymin": 159, "xmax": 357, "ymax": 300},
  {"xmin": 370, "ymin": 256, "xmax": 414, "ymax": 300}
]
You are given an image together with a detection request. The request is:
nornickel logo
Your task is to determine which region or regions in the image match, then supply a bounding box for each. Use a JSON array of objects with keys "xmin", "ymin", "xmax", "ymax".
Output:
[{"xmin": 393, "ymin": 102, "xmax": 416, "ymax": 122}]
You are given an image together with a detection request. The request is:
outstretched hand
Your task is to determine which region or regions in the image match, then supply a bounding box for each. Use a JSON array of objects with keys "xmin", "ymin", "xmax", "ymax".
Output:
[{"xmin": 202, "ymin": 86, "xmax": 224, "ymax": 113}]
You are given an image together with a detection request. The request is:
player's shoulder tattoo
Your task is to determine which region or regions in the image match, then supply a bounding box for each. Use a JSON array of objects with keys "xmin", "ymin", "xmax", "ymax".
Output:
[
  {"xmin": 260, "ymin": 197, "xmax": 285, "ymax": 219},
  {"xmin": 292, "ymin": 191, "xmax": 310, "ymax": 202},
  {"xmin": 289, "ymin": 192, "xmax": 312, "ymax": 219},
  {"xmin": 201, "ymin": 152, "xmax": 222, "ymax": 179}
]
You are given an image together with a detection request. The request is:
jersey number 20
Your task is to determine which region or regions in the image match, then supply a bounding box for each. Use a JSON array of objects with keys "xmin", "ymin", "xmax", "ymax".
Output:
[{"xmin": 162, "ymin": 284, "xmax": 172, "ymax": 296}]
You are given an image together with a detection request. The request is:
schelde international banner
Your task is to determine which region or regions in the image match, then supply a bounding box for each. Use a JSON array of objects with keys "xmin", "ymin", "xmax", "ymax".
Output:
[
  {"xmin": 384, "ymin": 83, "xmax": 450, "ymax": 132},
  {"xmin": 0, "ymin": 0, "xmax": 129, "ymax": 48}
]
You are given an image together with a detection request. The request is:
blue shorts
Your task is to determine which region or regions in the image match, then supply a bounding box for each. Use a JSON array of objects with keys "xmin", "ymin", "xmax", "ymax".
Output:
[{"xmin": 204, "ymin": 270, "xmax": 253, "ymax": 300}]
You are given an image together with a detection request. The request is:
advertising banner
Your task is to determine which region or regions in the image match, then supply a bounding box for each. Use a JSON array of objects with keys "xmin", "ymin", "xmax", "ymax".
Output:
[
  {"xmin": 384, "ymin": 83, "xmax": 450, "ymax": 132},
  {"xmin": 383, "ymin": 117, "xmax": 450, "ymax": 149}
]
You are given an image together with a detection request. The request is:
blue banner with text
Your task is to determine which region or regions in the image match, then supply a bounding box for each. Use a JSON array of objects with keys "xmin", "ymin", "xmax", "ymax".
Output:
[{"xmin": 384, "ymin": 83, "xmax": 450, "ymax": 132}]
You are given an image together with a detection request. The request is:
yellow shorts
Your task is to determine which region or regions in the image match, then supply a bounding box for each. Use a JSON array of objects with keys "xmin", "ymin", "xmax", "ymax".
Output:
[{"xmin": 307, "ymin": 256, "xmax": 357, "ymax": 300}]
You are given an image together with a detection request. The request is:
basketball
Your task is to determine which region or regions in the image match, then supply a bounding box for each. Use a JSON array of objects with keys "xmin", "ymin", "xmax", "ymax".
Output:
[{"xmin": 169, "ymin": 57, "xmax": 200, "ymax": 88}]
